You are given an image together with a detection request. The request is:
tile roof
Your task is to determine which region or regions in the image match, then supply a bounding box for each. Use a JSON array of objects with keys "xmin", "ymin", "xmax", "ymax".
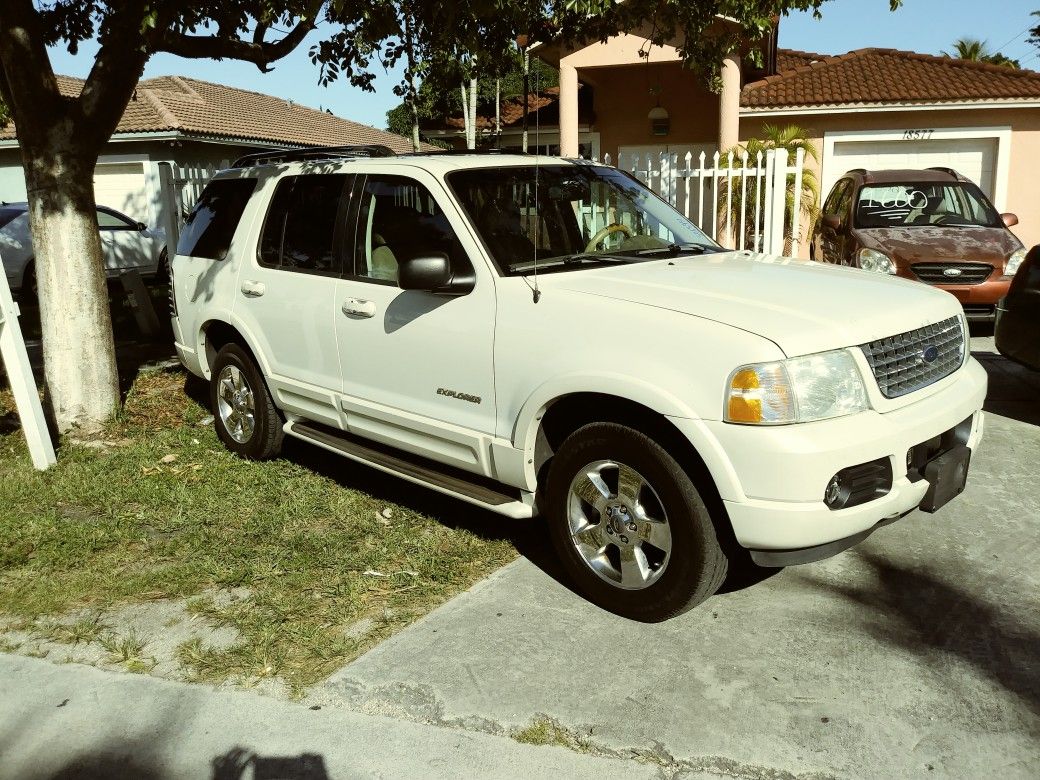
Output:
[
  {"xmin": 743, "ymin": 47, "xmax": 1040, "ymax": 108},
  {"xmin": 2, "ymin": 74, "xmax": 429, "ymax": 152},
  {"xmin": 775, "ymin": 49, "xmax": 831, "ymax": 73}
]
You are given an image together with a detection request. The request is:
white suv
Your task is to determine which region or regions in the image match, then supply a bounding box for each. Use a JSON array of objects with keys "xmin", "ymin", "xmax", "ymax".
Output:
[{"xmin": 171, "ymin": 147, "xmax": 986, "ymax": 621}]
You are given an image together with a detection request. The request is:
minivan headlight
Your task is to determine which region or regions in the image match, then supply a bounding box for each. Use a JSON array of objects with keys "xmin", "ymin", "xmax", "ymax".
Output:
[
  {"xmin": 725, "ymin": 350, "xmax": 869, "ymax": 425},
  {"xmin": 858, "ymin": 248, "xmax": 896, "ymax": 274},
  {"xmin": 1004, "ymin": 248, "xmax": 1026, "ymax": 278}
]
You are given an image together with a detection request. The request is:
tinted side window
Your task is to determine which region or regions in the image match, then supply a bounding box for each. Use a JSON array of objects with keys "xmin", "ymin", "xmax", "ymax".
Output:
[
  {"xmin": 177, "ymin": 178, "xmax": 257, "ymax": 260},
  {"xmin": 96, "ymin": 209, "xmax": 135, "ymax": 229},
  {"xmin": 259, "ymin": 174, "xmax": 350, "ymax": 274},
  {"xmin": 354, "ymin": 175, "xmax": 469, "ymax": 284},
  {"xmin": 823, "ymin": 180, "xmax": 849, "ymax": 215}
]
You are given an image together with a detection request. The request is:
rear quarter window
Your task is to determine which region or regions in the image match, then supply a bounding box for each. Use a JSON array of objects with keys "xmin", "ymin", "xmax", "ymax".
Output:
[{"xmin": 176, "ymin": 178, "xmax": 257, "ymax": 260}]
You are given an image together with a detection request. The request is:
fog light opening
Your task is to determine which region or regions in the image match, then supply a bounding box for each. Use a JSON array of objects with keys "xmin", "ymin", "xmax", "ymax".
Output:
[{"xmin": 824, "ymin": 473, "xmax": 849, "ymax": 509}]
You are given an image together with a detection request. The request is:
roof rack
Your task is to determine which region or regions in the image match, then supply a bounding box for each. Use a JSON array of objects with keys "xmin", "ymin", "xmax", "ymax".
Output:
[
  {"xmin": 231, "ymin": 144, "xmax": 397, "ymax": 169},
  {"xmin": 398, "ymin": 148, "xmax": 524, "ymax": 157}
]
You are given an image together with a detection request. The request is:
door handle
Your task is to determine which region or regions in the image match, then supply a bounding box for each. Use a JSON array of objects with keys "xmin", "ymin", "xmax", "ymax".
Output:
[
  {"xmin": 342, "ymin": 298, "xmax": 376, "ymax": 318},
  {"xmin": 241, "ymin": 280, "xmax": 266, "ymax": 298}
]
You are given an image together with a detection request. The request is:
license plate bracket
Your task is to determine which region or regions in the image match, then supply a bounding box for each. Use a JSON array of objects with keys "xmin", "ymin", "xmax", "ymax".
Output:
[{"xmin": 919, "ymin": 444, "xmax": 971, "ymax": 513}]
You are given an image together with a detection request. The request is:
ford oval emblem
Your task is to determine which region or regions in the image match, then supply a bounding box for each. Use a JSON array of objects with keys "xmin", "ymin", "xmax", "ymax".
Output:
[
  {"xmin": 921, "ymin": 345, "xmax": 940, "ymax": 363},
  {"xmin": 943, "ymin": 267, "xmax": 963, "ymax": 277}
]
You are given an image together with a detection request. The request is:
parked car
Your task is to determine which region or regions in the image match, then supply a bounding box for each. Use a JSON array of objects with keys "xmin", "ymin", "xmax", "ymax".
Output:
[
  {"xmin": 811, "ymin": 168, "xmax": 1025, "ymax": 320},
  {"xmin": 0, "ymin": 201, "xmax": 167, "ymax": 296},
  {"xmin": 171, "ymin": 148, "xmax": 986, "ymax": 622},
  {"xmin": 995, "ymin": 244, "xmax": 1040, "ymax": 369}
]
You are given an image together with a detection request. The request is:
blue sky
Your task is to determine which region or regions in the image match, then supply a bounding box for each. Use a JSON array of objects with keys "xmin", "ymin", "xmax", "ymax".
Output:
[{"xmin": 46, "ymin": 0, "xmax": 1040, "ymax": 131}]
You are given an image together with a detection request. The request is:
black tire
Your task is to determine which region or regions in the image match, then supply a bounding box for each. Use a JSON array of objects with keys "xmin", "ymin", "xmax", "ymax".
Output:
[
  {"xmin": 210, "ymin": 343, "xmax": 284, "ymax": 460},
  {"xmin": 155, "ymin": 247, "xmax": 170, "ymax": 284},
  {"xmin": 545, "ymin": 423, "xmax": 728, "ymax": 622}
]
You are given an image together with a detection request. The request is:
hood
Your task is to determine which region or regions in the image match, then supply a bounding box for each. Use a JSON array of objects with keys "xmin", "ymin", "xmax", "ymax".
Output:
[
  {"xmin": 548, "ymin": 251, "xmax": 962, "ymax": 357},
  {"xmin": 856, "ymin": 226, "xmax": 1021, "ymax": 264}
]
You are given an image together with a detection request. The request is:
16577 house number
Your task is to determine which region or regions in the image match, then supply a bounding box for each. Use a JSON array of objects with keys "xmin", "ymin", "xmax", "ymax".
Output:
[{"xmin": 902, "ymin": 129, "xmax": 935, "ymax": 140}]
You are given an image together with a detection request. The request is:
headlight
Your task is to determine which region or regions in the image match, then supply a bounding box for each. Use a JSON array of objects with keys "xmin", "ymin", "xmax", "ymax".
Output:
[
  {"xmin": 858, "ymin": 248, "xmax": 896, "ymax": 274},
  {"xmin": 725, "ymin": 350, "xmax": 869, "ymax": 425},
  {"xmin": 1004, "ymin": 248, "xmax": 1026, "ymax": 278}
]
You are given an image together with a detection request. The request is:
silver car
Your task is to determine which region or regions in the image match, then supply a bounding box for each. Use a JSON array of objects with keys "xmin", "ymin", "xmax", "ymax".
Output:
[{"xmin": 0, "ymin": 202, "xmax": 166, "ymax": 295}]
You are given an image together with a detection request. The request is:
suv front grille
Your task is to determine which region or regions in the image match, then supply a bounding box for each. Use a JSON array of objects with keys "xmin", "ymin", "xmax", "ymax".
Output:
[
  {"xmin": 911, "ymin": 263, "xmax": 993, "ymax": 285},
  {"xmin": 860, "ymin": 316, "xmax": 965, "ymax": 399}
]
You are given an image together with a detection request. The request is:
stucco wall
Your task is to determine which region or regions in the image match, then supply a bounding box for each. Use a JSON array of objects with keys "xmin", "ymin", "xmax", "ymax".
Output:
[
  {"xmin": 741, "ymin": 108, "xmax": 1040, "ymax": 257},
  {"xmin": 584, "ymin": 62, "xmax": 719, "ymax": 161}
]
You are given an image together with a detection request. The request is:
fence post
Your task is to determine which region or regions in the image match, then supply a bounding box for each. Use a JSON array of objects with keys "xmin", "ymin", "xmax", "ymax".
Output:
[
  {"xmin": 0, "ymin": 261, "xmax": 56, "ymax": 470},
  {"xmin": 683, "ymin": 152, "xmax": 692, "ymax": 219},
  {"xmin": 696, "ymin": 151, "xmax": 707, "ymax": 231},
  {"xmin": 790, "ymin": 147, "xmax": 805, "ymax": 258},
  {"xmin": 767, "ymin": 148, "xmax": 788, "ymax": 256},
  {"xmin": 753, "ymin": 150, "xmax": 764, "ymax": 252},
  {"xmin": 738, "ymin": 150, "xmax": 748, "ymax": 251}
]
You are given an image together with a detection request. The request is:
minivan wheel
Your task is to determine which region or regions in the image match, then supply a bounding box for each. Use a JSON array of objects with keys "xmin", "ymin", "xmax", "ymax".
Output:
[
  {"xmin": 210, "ymin": 343, "xmax": 283, "ymax": 460},
  {"xmin": 546, "ymin": 423, "xmax": 728, "ymax": 622}
]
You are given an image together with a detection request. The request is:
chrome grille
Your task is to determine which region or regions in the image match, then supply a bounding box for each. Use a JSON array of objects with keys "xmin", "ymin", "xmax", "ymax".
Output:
[
  {"xmin": 860, "ymin": 316, "xmax": 965, "ymax": 399},
  {"xmin": 911, "ymin": 263, "xmax": 993, "ymax": 285}
]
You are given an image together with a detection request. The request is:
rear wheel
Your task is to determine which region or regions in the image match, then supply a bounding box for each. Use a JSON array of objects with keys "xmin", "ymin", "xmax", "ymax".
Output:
[
  {"xmin": 210, "ymin": 343, "xmax": 283, "ymax": 460},
  {"xmin": 546, "ymin": 423, "xmax": 728, "ymax": 622}
]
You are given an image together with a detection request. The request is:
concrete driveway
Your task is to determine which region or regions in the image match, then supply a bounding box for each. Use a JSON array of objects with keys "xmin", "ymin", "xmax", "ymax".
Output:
[{"xmin": 314, "ymin": 335, "xmax": 1040, "ymax": 778}]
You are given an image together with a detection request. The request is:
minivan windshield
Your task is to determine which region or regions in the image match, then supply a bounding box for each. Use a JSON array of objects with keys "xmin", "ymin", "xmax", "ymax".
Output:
[
  {"xmin": 855, "ymin": 182, "xmax": 1002, "ymax": 229},
  {"xmin": 447, "ymin": 164, "xmax": 719, "ymax": 275}
]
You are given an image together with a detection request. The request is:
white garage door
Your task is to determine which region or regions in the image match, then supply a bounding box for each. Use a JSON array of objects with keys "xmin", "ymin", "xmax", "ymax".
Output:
[
  {"xmin": 93, "ymin": 162, "xmax": 148, "ymax": 223},
  {"xmin": 827, "ymin": 137, "xmax": 997, "ymax": 199}
]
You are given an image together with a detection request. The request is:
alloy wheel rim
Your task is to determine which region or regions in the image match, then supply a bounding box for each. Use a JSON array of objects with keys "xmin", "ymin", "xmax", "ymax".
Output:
[
  {"xmin": 216, "ymin": 365, "xmax": 255, "ymax": 444},
  {"xmin": 566, "ymin": 460, "xmax": 672, "ymax": 590}
]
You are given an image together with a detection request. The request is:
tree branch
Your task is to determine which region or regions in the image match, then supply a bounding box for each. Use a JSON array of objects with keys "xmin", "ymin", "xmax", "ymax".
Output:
[
  {"xmin": 158, "ymin": 1, "xmax": 322, "ymax": 72},
  {"xmin": 0, "ymin": 0, "xmax": 64, "ymax": 133}
]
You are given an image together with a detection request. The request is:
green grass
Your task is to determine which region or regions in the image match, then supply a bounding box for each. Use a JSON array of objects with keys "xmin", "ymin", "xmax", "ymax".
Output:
[
  {"xmin": 512, "ymin": 717, "xmax": 591, "ymax": 752},
  {"xmin": 0, "ymin": 368, "xmax": 517, "ymax": 694}
]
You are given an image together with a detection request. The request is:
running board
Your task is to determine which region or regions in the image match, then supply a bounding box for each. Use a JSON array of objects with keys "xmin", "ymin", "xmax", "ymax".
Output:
[{"xmin": 284, "ymin": 421, "xmax": 534, "ymax": 519}]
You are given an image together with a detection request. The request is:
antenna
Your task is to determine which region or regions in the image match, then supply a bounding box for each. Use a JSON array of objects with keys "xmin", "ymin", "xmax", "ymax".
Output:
[{"xmin": 531, "ymin": 59, "xmax": 541, "ymax": 303}]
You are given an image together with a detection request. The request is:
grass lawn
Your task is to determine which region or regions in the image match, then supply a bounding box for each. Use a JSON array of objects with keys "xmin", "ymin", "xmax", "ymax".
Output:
[{"xmin": 0, "ymin": 365, "xmax": 520, "ymax": 695}]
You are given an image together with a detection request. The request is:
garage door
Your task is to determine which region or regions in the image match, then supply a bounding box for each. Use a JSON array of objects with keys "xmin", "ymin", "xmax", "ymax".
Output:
[
  {"xmin": 93, "ymin": 162, "xmax": 148, "ymax": 223},
  {"xmin": 827, "ymin": 137, "xmax": 997, "ymax": 199}
]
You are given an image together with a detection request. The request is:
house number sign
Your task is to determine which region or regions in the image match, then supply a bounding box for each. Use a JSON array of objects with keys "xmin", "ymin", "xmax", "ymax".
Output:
[
  {"xmin": 0, "ymin": 252, "xmax": 56, "ymax": 470},
  {"xmin": 902, "ymin": 129, "xmax": 935, "ymax": 141}
]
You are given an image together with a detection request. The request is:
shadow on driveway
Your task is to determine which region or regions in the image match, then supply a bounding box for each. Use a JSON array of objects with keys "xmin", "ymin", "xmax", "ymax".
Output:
[{"xmin": 816, "ymin": 549, "xmax": 1040, "ymax": 719}]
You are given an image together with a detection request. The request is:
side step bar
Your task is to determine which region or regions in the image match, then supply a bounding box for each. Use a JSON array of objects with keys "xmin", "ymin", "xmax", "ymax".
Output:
[{"xmin": 285, "ymin": 421, "xmax": 535, "ymax": 519}]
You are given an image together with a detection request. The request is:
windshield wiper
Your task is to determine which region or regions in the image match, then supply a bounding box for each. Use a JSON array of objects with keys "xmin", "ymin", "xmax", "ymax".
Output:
[
  {"xmin": 632, "ymin": 243, "xmax": 714, "ymax": 257},
  {"xmin": 507, "ymin": 253, "xmax": 634, "ymax": 273}
]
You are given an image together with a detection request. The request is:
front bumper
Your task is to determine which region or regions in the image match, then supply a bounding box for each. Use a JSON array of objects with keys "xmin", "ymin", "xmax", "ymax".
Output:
[{"xmin": 692, "ymin": 358, "xmax": 987, "ymax": 559}]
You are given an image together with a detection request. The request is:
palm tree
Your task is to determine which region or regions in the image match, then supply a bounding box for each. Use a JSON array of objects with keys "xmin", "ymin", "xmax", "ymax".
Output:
[
  {"xmin": 943, "ymin": 38, "xmax": 1020, "ymax": 67},
  {"xmin": 718, "ymin": 124, "xmax": 820, "ymax": 254}
]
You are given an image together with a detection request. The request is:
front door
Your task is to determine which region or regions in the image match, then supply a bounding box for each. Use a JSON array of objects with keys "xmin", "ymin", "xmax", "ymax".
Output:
[{"xmin": 333, "ymin": 170, "xmax": 496, "ymax": 473}]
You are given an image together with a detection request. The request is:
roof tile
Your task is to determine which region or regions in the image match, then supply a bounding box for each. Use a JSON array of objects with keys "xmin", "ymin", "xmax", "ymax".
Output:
[
  {"xmin": 743, "ymin": 47, "xmax": 1040, "ymax": 108},
  {"xmin": 1, "ymin": 74, "xmax": 427, "ymax": 152}
]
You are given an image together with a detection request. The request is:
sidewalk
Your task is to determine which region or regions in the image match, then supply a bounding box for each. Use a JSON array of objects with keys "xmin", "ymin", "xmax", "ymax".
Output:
[{"xmin": 0, "ymin": 654, "xmax": 679, "ymax": 780}]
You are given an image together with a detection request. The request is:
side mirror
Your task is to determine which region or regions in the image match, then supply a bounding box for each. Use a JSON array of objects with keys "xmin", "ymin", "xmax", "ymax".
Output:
[
  {"xmin": 821, "ymin": 214, "xmax": 841, "ymax": 230},
  {"xmin": 136, "ymin": 221, "xmax": 147, "ymax": 231},
  {"xmin": 399, "ymin": 253, "xmax": 453, "ymax": 292},
  {"xmin": 1001, "ymin": 213, "xmax": 1019, "ymax": 228}
]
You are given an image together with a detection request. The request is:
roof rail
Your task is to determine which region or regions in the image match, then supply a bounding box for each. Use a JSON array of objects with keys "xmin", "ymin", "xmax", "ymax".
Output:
[
  {"xmin": 846, "ymin": 168, "xmax": 868, "ymax": 175},
  {"xmin": 231, "ymin": 144, "xmax": 397, "ymax": 169},
  {"xmin": 925, "ymin": 166, "xmax": 963, "ymax": 180},
  {"xmin": 398, "ymin": 148, "xmax": 522, "ymax": 157}
]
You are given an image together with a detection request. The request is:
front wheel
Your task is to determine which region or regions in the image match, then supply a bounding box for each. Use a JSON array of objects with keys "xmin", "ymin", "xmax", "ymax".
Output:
[
  {"xmin": 210, "ymin": 343, "xmax": 283, "ymax": 460},
  {"xmin": 545, "ymin": 423, "xmax": 728, "ymax": 622}
]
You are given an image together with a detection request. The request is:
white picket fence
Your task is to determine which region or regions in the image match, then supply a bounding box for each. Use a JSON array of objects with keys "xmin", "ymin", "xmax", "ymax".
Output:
[{"xmin": 593, "ymin": 147, "xmax": 806, "ymax": 257}]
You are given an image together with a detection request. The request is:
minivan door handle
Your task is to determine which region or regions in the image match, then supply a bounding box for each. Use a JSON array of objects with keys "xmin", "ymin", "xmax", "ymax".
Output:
[
  {"xmin": 342, "ymin": 298, "xmax": 376, "ymax": 318},
  {"xmin": 241, "ymin": 280, "xmax": 266, "ymax": 298}
]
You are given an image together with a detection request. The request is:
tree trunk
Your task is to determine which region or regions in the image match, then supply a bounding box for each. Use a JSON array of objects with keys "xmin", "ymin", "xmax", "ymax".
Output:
[
  {"xmin": 460, "ymin": 82, "xmax": 471, "ymax": 149},
  {"xmin": 20, "ymin": 129, "xmax": 118, "ymax": 434}
]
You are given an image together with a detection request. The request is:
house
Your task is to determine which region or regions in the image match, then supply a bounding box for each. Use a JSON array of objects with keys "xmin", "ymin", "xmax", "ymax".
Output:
[
  {"xmin": 0, "ymin": 75, "xmax": 423, "ymax": 242},
  {"xmin": 427, "ymin": 28, "xmax": 1040, "ymax": 252}
]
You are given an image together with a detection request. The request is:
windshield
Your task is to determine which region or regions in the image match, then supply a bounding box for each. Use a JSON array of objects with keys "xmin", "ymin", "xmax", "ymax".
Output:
[
  {"xmin": 855, "ymin": 182, "xmax": 1001, "ymax": 229},
  {"xmin": 447, "ymin": 164, "xmax": 718, "ymax": 275}
]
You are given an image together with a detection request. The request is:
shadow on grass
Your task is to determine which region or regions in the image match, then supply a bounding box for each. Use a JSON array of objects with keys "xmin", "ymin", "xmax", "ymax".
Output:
[
  {"xmin": 823, "ymin": 549, "xmax": 1040, "ymax": 718},
  {"xmin": 37, "ymin": 748, "xmax": 329, "ymax": 779}
]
